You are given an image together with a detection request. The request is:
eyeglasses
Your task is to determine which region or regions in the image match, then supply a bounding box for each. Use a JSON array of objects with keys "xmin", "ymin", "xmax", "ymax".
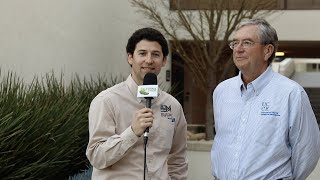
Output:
[{"xmin": 229, "ymin": 40, "xmax": 260, "ymax": 50}]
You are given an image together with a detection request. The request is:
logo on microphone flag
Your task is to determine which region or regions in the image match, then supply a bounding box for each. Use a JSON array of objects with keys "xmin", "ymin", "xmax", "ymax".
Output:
[{"xmin": 137, "ymin": 85, "xmax": 158, "ymax": 98}]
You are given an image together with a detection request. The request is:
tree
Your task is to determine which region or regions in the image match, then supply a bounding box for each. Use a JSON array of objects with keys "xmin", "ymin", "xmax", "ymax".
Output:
[{"xmin": 131, "ymin": 0, "xmax": 279, "ymax": 139}]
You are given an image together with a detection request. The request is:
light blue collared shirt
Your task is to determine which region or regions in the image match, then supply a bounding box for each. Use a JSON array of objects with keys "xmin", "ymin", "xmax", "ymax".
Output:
[{"xmin": 211, "ymin": 66, "xmax": 320, "ymax": 180}]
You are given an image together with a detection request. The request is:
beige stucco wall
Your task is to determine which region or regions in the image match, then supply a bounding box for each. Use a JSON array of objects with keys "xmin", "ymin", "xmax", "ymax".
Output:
[
  {"xmin": 268, "ymin": 10, "xmax": 320, "ymax": 41},
  {"xmin": 0, "ymin": 0, "xmax": 171, "ymax": 88},
  {"xmin": 0, "ymin": 1, "xmax": 319, "ymax": 85}
]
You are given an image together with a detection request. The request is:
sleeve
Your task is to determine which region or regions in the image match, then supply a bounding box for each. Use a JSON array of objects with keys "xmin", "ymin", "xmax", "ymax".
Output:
[
  {"xmin": 289, "ymin": 90, "xmax": 320, "ymax": 180},
  {"xmin": 167, "ymin": 104, "xmax": 188, "ymax": 180},
  {"xmin": 85, "ymin": 95, "xmax": 139, "ymax": 170},
  {"xmin": 212, "ymin": 84, "xmax": 222, "ymax": 134}
]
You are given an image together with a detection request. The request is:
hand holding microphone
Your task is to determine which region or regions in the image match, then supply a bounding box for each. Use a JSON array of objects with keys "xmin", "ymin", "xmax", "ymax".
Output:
[
  {"xmin": 133, "ymin": 73, "xmax": 158, "ymax": 138},
  {"xmin": 131, "ymin": 108, "xmax": 154, "ymax": 137}
]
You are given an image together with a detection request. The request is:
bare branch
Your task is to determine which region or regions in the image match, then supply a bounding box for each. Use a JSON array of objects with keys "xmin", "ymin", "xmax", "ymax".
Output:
[{"xmin": 130, "ymin": 0, "xmax": 278, "ymax": 138}]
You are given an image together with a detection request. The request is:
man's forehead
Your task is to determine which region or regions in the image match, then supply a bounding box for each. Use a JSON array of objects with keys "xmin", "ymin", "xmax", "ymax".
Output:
[
  {"xmin": 234, "ymin": 25, "xmax": 259, "ymax": 40},
  {"xmin": 135, "ymin": 41, "xmax": 162, "ymax": 52}
]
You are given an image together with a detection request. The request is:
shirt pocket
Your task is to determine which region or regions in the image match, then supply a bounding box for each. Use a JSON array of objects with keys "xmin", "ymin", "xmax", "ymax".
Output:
[
  {"xmin": 153, "ymin": 117, "xmax": 175, "ymax": 150},
  {"xmin": 255, "ymin": 117, "xmax": 280, "ymax": 146}
]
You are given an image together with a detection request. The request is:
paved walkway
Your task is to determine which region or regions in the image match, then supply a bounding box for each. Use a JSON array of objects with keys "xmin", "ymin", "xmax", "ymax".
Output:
[{"xmin": 308, "ymin": 160, "xmax": 320, "ymax": 180}]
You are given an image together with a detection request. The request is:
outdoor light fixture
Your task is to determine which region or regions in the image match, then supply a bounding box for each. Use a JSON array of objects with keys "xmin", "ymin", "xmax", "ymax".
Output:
[{"xmin": 276, "ymin": 52, "xmax": 285, "ymax": 57}]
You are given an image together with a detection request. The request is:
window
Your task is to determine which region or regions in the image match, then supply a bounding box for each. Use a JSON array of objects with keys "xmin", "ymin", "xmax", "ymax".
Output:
[
  {"xmin": 170, "ymin": 0, "xmax": 279, "ymax": 10},
  {"xmin": 170, "ymin": 0, "xmax": 320, "ymax": 10},
  {"xmin": 282, "ymin": 0, "xmax": 320, "ymax": 9},
  {"xmin": 307, "ymin": 63, "xmax": 320, "ymax": 72}
]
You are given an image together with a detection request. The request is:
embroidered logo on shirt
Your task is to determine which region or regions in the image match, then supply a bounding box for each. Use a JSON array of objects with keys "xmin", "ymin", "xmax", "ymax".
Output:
[
  {"xmin": 161, "ymin": 113, "xmax": 176, "ymax": 122},
  {"xmin": 260, "ymin": 102, "xmax": 280, "ymax": 116},
  {"xmin": 160, "ymin": 104, "xmax": 175, "ymax": 122},
  {"xmin": 160, "ymin": 104, "xmax": 171, "ymax": 112}
]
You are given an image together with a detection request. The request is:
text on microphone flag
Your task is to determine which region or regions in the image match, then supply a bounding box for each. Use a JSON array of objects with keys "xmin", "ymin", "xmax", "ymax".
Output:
[{"xmin": 137, "ymin": 85, "xmax": 158, "ymax": 98}]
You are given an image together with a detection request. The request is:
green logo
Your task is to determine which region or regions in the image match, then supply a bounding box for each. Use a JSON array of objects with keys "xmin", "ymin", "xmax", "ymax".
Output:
[{"xmin": 139, "ymin": 88, "xmax": 149, "ymax": 95}]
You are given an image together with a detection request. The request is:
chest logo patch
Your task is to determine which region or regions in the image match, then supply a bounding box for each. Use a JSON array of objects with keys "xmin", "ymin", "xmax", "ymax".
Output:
[
  {"xmin": 260, "ymin": 102, "xmax": 280, "ymax": 116},
  {"xmin": 160, "ymin": 104, "xmax": 175, "ymax": 122},
  {"xmin": 161, "ymin": 104, "xmax": 171, "ymax": 112}
]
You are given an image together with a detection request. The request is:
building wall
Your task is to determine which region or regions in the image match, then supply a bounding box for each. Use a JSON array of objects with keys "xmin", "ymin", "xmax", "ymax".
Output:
[
  {"xmin": 0, "ymin": 1, "xmax": 319, "ymax": 85},
  {"xmin": 268, "ymin": 10, "xmax": 320, "ymax": 41},
  {"xmin": 0, "ymin": 0, "xmax": 170, "ymax": 88}
]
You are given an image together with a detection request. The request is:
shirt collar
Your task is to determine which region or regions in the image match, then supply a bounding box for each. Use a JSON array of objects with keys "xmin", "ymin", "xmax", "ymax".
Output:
[
  {"xmin": 125, "ymin": 75, "xmax": 161, "ymax": 103},
  {"xmin": 238, "ymin": 66, "xmax": 274, "ymax": 96}
]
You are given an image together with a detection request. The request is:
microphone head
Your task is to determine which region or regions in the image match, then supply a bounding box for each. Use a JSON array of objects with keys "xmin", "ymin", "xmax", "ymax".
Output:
[
  {"xmin": 137, "ymin": 73, "xmax": 158, "ymax": 98},
  {"xmin": 143, "ymin": 73, "xmax": 157, "ymax": 85}
]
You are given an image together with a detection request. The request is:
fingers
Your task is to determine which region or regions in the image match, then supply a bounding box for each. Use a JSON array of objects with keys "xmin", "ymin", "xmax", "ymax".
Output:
[
  {"xmin": 139, "ymin": 107, "xmax": 153, "ymax": 115},
  {"xmin": 137, "ymin": 108, "xmax": 154, "ymax": 127},
  {"xmin": 139, "ymin": 117, "xmax": 153, "ymax": 128},
  {"xmin": 131, "ymin": 108, "xmax": 154, "ymax": 137}
]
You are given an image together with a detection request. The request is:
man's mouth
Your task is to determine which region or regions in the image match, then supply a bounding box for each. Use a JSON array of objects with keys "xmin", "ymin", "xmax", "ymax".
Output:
[
  {"xmin": 235, "ymin": 57, "xmax": 247, "ymax": 61},
  {"xmin": 142, "ymin": 67, "xmax": 154, "ymax": 70}
]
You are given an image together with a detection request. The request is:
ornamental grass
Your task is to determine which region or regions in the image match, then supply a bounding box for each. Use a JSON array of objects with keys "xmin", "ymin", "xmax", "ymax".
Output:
[{"xmin": 0, "ymin": 71, "xmax": 122, "ymax": 179}]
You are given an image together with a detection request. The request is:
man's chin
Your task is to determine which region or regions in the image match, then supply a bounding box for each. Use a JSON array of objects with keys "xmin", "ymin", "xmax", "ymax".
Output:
[{"xmin": 142, "ymin": 70, "xmax": 157, "ymax": 75}]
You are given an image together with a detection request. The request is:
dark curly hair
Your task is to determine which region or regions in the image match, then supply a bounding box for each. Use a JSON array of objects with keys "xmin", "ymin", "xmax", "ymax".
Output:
[{"xmin": 126, "ymin": 27, "xmax": 169, "ymax": 57}]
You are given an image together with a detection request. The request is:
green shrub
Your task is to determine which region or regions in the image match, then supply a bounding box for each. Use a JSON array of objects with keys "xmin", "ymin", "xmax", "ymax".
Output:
[{"xmin": 0, "ymin": 71, "xmax": 123, "ymax": 179}]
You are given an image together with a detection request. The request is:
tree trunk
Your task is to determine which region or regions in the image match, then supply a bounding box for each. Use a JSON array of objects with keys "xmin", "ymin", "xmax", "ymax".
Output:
[
  {"xmin": 205, "ymin": 69, "xmax": 217, "ymax": 140},
  {"xmin": 205, "ymin": 89, "xmax": 214, "ymax": 140}
]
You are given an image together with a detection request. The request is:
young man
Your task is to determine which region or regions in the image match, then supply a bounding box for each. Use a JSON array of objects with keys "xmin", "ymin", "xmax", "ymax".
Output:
[
  {"xmin": 211, "ymin": 18, "xmax": 320, "ymax": 179},
  {"xmin": 86, "ymin": 28, "xmax": 188, "ymax": 179}
]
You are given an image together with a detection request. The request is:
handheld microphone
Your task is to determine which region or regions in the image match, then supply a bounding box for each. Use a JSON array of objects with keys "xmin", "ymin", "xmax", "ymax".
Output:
[
  {"xmin": 138, "ymin": 73, "xmax": 158, "ymax": 180},
  {"xmin": 137, "ymin": 73, "xmax": 158, "ymax": 138}
]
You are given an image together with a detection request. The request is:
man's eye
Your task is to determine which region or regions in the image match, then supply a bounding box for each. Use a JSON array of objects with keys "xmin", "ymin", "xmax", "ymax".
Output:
[{"xmin": 243, "ymin": 41, "xmax": 252, "ymax": 46}]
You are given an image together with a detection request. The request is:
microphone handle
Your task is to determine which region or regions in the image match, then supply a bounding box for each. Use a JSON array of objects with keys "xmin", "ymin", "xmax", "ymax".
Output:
[
  {"xmin": 146, "ymin": 98, "xmax": 152, "ymax": 108},
  {"xmin": 144, "ymin": 98, "xmax": 152, "ymax": 135}
]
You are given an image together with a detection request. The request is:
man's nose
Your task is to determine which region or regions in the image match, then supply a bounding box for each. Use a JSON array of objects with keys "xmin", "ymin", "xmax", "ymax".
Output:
[
  {"xmin": 234, "ymin": 44, "xmax": 245, "ymax": 51},
  {"xmin": 145, "ymin": 54, "xmax": 153, "ymax": 63}
]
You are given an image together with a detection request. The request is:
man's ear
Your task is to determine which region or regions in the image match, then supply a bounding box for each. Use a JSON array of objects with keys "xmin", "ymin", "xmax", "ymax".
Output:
[
  {"xmin": 264, "ymin": 44, "xmax": 274, "ymax": 61},
  {"xmin": 127, "ymin": 53, "xmax": 133, "ymax": 65},
  {"xmin": 162, "ymin": 57, "xmax": 167, "ymax": 67}
]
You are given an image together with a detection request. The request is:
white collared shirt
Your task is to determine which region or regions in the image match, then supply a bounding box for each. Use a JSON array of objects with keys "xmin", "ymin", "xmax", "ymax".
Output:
[{"xmin": 211, "ymin": 66, "xmax": 320, "ymax": 180}]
